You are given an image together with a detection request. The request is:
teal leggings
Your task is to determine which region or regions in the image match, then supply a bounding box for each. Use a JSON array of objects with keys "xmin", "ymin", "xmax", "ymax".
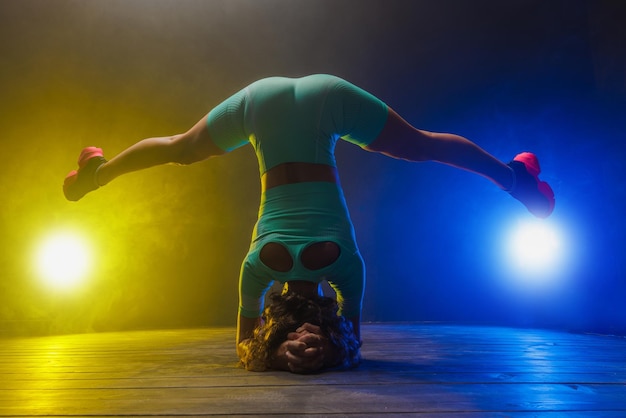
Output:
[
  {"xmin": 207, "ymin": 74, "xmax": 388, "ymax": 174},
  {"xmin": 207, "ymin": 75, "xmax": 388, "ymax": 319}
]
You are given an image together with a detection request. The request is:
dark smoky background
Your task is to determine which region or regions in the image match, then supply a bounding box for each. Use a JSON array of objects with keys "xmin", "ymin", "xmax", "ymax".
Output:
[{"xmin": 1, "ymin": 0, "xmax": 624, "ymax": 336}]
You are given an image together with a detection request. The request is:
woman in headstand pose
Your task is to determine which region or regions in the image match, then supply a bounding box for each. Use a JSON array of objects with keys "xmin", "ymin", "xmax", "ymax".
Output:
[{"xmin": 63, "ymin": 74, "xmax": 555, "ymax": 373}]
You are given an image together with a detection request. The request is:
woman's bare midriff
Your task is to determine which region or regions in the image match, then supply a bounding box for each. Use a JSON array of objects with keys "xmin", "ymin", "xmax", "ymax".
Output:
[{"xmin": 261, "ymin": 162, "xmax": 339, "ymax": 192}]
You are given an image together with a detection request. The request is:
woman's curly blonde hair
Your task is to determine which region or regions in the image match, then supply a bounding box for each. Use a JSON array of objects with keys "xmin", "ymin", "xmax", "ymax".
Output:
[{"xmin": 239, "ymin": 292, "xmax": 361, "ymax": 372}]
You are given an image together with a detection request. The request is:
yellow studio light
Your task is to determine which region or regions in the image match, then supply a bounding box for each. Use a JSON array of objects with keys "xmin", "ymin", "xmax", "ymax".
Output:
[{"xmin": 35, "ymin": 231, "xmax": 93, "ymax": 290}]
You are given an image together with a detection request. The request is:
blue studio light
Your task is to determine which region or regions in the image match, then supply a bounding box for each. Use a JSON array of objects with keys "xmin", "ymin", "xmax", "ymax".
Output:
[{"xmin": 504, "ymin": 218, "xmax": 567, "ymax": 283}]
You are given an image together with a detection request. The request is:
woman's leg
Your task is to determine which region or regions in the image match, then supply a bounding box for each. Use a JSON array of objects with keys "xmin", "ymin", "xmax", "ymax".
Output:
[
  {"xmin": 366, "ymin": 109, "xmax": 514, "ymax": 188},
  {"xmin": 63, "ymin": 115, "xmax": 224, "ymax": 201},
  {"xmin": 365, "ymin": 108, "xmax": 554, "ymax": 217}
]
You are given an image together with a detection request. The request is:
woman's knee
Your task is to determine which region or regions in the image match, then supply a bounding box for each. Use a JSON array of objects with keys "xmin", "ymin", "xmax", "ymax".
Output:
[
  {"xmin": 170, "ymin": 120, "xmax": 225, "ymax": 165},
  {"xmin": 166, "ymin": 134, "xmax": 198, "ymax": 165},
  {"xmin": 365, "ymin": 109, "xmax": 432, "ymax": 162}
]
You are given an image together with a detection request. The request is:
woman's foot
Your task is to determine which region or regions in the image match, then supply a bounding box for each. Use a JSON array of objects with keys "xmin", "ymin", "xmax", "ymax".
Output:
[
  {"xmin": 507, "ymin": 152, "xmax": 555, "ymax": 218},
  {"xmin": 63, "ymin": 147, "xmax": 107, "ymax": 201}
]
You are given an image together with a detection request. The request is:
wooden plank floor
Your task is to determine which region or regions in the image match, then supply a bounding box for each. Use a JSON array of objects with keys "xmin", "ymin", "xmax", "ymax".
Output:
[{"xmin": 1, "ymin": 323, "xmax": 625, "ymax": 417}]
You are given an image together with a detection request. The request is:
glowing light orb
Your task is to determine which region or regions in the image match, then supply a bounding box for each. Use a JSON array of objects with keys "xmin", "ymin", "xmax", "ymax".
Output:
[
  {"xmin": 506, "ymin": 219, "xmax": 564, "ymax": 278},
  {"xmin": 35, "ymin": 232, "xmax": 93, "ymax": 289}
]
